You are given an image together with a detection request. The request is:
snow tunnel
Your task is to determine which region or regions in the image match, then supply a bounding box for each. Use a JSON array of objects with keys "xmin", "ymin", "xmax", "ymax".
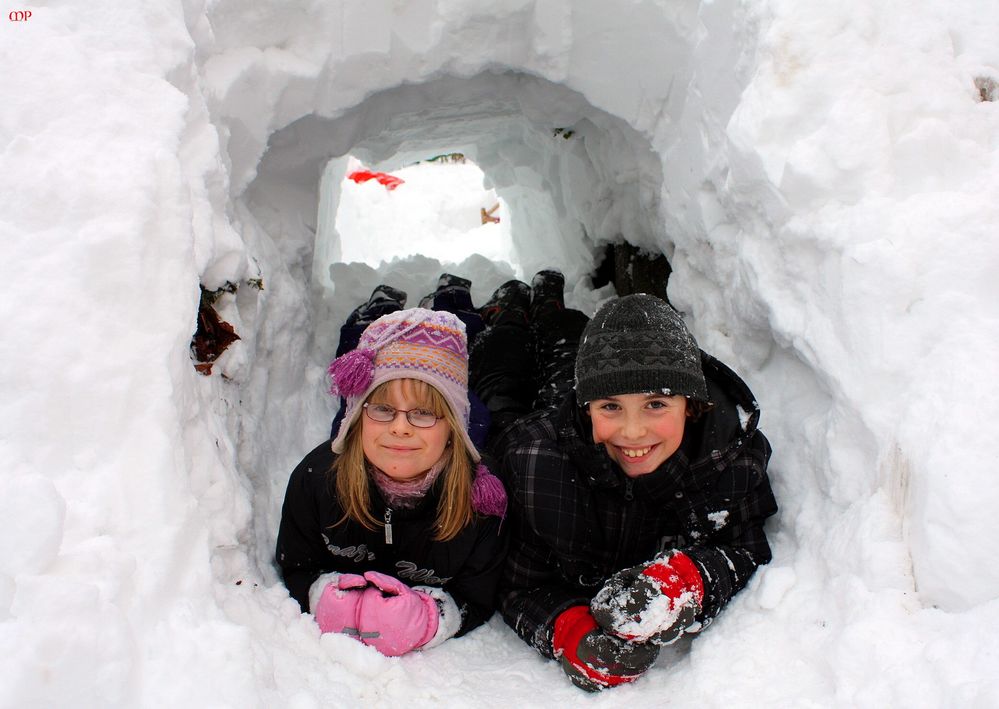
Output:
[
  {"xmin": 193, "ymin": 0, "xmax": 951, "ymax": 611},
  {"xmin": 7, "ymin": 0, "xmax": 999, "ymax": 704},
  {"xmin": 181, "ymin": 2, "xmax": 997, "ymax": 688},
  {"xmin": 204, "ymin": 0, "xmax": 802, "ymax": 595}
]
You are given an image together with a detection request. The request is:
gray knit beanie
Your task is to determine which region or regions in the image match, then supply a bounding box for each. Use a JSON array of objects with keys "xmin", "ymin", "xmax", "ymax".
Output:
[{"xmin": 574, "ymin": 294, "xmax": 709, "ymax": 404}]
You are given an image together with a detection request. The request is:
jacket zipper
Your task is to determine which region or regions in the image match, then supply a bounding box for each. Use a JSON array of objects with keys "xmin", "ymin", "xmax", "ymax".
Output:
[
  {"xmin": 616, "ymin": 478, "xmax": 635, "ymax": 565},
  {"xmin": 384, "ymin": 507, "xmax": 393, "ymax": 545}
]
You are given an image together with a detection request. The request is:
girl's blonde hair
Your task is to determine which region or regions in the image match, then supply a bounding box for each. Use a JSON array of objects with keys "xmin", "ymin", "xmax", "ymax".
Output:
[{"xmin": 332, "ymin": 378, "xmax": 474, "ymax": 541}]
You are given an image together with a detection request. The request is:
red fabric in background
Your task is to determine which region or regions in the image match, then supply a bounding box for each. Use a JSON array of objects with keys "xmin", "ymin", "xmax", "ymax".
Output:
[{"xmin": 347, "ymin": 170, "xmax": 404, "ymax": 190}]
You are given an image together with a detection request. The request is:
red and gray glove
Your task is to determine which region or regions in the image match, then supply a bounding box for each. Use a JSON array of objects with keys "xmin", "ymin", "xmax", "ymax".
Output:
[
  {"xmin": 552, "ymin": 605, "xmax": 660, "ymax": 692},
  {"xmin": 591, "ymin": 551, "xmax": 705, "ymax": 645}
]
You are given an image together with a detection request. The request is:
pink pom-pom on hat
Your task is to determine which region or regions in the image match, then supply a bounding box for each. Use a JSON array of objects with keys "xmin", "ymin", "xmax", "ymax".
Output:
[
  {"xmin": 329, "ymin": 308, "xmax": 479, "ymax": 462},
  {"xmin": 328, "ymin": 348, "xmax": 376, "ymax": 397},
  {"xmin": 471, "ymin": 463, "xmax": 507, "ymax": 518}
]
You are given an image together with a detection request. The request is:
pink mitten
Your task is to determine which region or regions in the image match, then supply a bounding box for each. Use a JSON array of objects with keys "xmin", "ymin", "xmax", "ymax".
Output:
[
  {"xmin": 312, "ymin": 573, "xmax": 368, "ymax": 635},
  {"xmin": 356, "ymin": 570, "xmax": 440, "ymax": 656}
]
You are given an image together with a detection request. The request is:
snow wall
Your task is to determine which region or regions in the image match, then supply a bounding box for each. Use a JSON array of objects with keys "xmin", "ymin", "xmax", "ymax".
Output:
[{"xmin": 2, "ymin": 0, "xmax": 998, "ymax": 705}]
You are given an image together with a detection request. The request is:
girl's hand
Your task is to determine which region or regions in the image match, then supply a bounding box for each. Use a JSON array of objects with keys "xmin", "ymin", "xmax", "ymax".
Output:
[
  {"xmin": 311, "ymin": 572, "xmax": 368, "ymax": 635},
  {"xmin": 357, "ymin": 571, "xmax": 440, "ymax": 656}
]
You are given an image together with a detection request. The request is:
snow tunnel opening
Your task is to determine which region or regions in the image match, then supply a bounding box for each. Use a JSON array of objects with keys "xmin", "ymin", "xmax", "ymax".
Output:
[{"xmin": 320, "ymin": 152, "xmax": 518, "ymax": 278}]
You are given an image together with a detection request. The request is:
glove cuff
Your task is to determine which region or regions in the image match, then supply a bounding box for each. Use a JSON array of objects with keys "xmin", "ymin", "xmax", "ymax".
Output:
[
  {"xmin": 552, "ymin": 605, "xmax": 595, "ymax": 657},
  {"xmin": 553, "ymin": 606, "xmax": 633, "ymax": 689},
  {"xmin": 643, "ymin": 551, "xmax": 705, "ymax": 604},
  {"xmin": 413, "ymin": 586, "xmax": 458, "ymax": 650},
  {"xmin": 412, "ymin": 589, "xmax": 441, "ymax": 649}
]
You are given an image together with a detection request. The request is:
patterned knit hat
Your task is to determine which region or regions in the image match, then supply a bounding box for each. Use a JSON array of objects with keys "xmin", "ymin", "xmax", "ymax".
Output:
[
  {"xmin": 329, "ymin": 308, "xmax": 479, "ymax": 462},
  {"xmin": 574, "ymin": 294, "xmax": 709, "ymax": 404}
]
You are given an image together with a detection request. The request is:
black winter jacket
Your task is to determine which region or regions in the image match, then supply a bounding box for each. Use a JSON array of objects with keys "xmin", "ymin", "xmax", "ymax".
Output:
[
  {"xmin": 276, "ymin": 441, "xmax": 508, "ymax": 637},
  {"xmin": 495, "ymin": 353, "xmax": 778, "ymax": 657}
]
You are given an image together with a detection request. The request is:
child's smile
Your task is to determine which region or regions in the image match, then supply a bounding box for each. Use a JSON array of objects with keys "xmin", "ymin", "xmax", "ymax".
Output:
[{"xmin": 588, "ymin": 393, "xmax": 688, "ymax": 477}]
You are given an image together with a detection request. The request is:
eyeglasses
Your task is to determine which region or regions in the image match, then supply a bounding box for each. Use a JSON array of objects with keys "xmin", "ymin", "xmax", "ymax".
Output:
[{"xmin": 363, "ymin": 403, "xmax": 443, "ymax": 428}]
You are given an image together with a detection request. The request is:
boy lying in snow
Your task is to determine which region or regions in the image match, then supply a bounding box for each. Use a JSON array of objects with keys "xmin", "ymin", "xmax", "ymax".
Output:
[{"xmin": 472, "ymin": 272, "xmax": 778, "ymax": 691}]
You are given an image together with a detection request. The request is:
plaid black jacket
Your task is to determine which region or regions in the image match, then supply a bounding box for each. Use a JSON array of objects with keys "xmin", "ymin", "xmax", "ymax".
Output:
[{"xmin": 494, "ymin": 352, "xmax": 778, "ymax": 658}]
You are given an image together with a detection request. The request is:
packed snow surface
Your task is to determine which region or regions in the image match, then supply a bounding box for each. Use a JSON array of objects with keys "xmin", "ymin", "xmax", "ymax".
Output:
[{"xmin": 1, "ymin": 0, "xmax": 998, "ymax": 706}]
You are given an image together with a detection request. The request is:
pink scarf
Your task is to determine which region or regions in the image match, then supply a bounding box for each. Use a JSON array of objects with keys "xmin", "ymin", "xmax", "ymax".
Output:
[{"xmin": 369, "ymin": 453, "xmax": 448, "ymax": 509}]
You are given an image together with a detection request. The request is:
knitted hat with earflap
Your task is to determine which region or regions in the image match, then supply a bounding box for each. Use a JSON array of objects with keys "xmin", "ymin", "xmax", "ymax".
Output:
[
  {"xmin": 574, "ymin": 294, "xmax": 709, "ymax": 404},
  {"xmin": 328, "ymin": 307, "xmax": 506, "ymax": 517}
]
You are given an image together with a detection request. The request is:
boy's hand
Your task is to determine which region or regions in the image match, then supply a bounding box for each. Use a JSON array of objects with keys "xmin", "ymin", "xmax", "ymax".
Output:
[
  {"xmin": 552, "ymin": 605, "xmax": 659, "ymax": 691},
  {"xmin": 591, "ymin": 551, "xmax": 704, "ymax": 645}
]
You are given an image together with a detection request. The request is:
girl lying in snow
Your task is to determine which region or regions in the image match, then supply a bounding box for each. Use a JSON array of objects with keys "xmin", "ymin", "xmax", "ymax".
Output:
[
  {"xmin": 276, "ymin": 308, "xmax": 507, "ymax": 657},
  {"xmin": 472, "ymin": 272, "xmax": 779, "ymax": 691}
]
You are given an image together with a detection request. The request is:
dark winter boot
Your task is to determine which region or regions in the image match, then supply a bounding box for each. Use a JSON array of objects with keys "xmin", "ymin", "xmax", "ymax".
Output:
[
  {"xmin": 419, "ymin": 273, "xmax": 485, "ymax": 344},
  {"xmin": 419, "ymin": 272, "xmax": 473, "ymax": 309},
  {"xmin": 436, "ymin": 272, "xmax": 472, "ymax": 290},
  {"xmin": 529, "ymin": 268, "xmax": 586, "ymax": 410},
  {"xmin": 345, "ymin": 284, "xmax": 407, "ymax": 328},
  {"xmin": 530, "ymin": 269, "xmax": 566, "ymax": 320},
  {"xmin": 471, "ymin": 280, "xmax": 536, "ymax": 438},
  {"xmin": 480, "ymin": 279, "xmax": 531, "ymax": 327}
]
